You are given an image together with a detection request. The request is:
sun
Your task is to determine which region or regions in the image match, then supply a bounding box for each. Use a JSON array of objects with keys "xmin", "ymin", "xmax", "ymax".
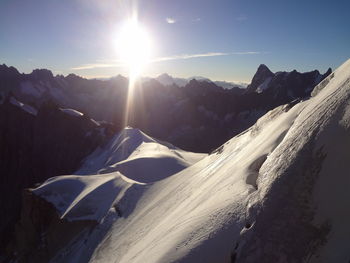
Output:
[{"xmin": 116, "ymin": 19, "xmax": 152, "ymax": 78}]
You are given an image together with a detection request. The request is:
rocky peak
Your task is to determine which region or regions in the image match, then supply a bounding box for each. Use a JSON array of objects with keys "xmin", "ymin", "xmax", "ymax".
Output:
[
  {"xmin": 30, "ymin": 69, "xmax": 54, "ymax": 81},
  {"xmin": 246, "ymin": 64, "xmax": 275, "ymax": 92},
  {"xmin": 65, "ymin": 73, "xmax": 83, "ymax": 81},
  {"xmin": 324, "ymin": 67, "xmax": 332, "ymax": 77},
  {"xmin": 0, "ymin": 64, "xmax": 20, "ymax": 78},
  {"xmin": 184, "ymin": 78, "xmax": 222, "ymax": 96},
  {"xmin": 257, "ymin": 63, "xmax": 272, "ymax": 73}
]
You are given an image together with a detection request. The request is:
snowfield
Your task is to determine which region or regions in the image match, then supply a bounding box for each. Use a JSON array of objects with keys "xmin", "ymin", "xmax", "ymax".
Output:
[
  {"xmin": 32, "ymin": 127, "xmax": 205, "ymax": 223},
  {"xmin": 76, "ymin": 127, "xmax": 206, "ymax": 182},
  {"xmin": 30, "ymin": 59, "xmax": 350, "ymax": 262},
  {"xmin": 32, "ymin": 173, "xmax": 138, "ymax": 222}
]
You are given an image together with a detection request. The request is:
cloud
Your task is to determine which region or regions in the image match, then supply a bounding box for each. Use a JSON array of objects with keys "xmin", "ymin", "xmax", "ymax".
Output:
[
  {"xmin": 192, "ymin": 18, "xmax": 201, "ymax": 22},
  {"xmin": 71, "ymin": 63, "xmax": 123, "ymax": 71},
  {"xmin": 236, "ymin": 14, "xmax": 248, "ymax": 21},
  {"xmin": 71, "ymin": 51, "xmax": 262, "ymax": 70},
  {"xmin": 152, "ymin": 51, "xmax": 261, "ymax": 62},
  {"xmin": 166, "ymin": 17, "xmax": 176, "ymax": 24},
  {"xmin": 153, "ymin": 52, "xmax": 228, "ymax": 62}
]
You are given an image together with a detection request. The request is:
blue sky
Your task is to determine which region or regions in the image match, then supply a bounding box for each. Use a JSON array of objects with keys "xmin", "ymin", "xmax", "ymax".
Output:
[{"xmin": 1, "ymin": 0, "xmax": 349, "ymax": 82}]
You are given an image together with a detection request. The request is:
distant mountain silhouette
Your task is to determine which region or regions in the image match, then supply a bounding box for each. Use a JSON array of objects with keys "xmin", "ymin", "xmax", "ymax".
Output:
[
  {"xmin": 0, "ymin": 63, "xmax": 331, "ymax": 154},
  {"xmin": 153, "ymin": 72, "xmax": 247, "ymax": 89}
]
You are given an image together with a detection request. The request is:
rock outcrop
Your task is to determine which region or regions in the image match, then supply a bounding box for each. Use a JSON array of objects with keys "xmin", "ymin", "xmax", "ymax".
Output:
[{"xmin": 0, "ymin": 96, "xmax": 117, "ymax": 250}]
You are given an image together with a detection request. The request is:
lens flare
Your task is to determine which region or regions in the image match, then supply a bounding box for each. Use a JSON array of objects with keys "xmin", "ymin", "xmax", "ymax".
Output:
[
  {"xmin": 114, "ymin": 17, "xmax": 152, "ymax": 127},
  {"xmin": 115, "ymin": 18, "xmax": 152, "ymax": 79}
]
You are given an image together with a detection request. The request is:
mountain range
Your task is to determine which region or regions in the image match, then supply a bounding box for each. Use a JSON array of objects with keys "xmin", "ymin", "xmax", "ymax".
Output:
[
  {"xmin": 151, "ymin": 73, "xmax": 248, "ymax": 90},
  {"xmin": 0, "ymin": 63, "xmax": 331, "ymax": 153},
  {"xmin": 0, "ymin": 60, "xmax": 343, "ymax": 262}
]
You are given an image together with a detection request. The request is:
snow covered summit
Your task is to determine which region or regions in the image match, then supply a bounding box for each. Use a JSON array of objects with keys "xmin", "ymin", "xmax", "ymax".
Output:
[{"xmin": 76, "ymin": 127, "xmax": 206, "ymax": 183}]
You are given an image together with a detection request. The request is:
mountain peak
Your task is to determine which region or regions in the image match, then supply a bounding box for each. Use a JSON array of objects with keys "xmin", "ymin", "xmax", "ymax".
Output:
[
  {"xmin": 156, "ymin": 73, "xmax": 175, "ymax": 86},
  {"xmin": 257, "ymin": 64, "xmax": 272, "ymax": 73},
  {"xmin": 30, "ymin": 68, "xmax": 54, "ymax": 80},
  {"xmin": 0, "ymin": 64, "xmax": 20, "ymax": 78},
  {"xmin": 157, "ymin": 73, "xmax": 172, "ymax": 78},
  {"xmin": 246, "ymin": 64, "xmax": 275, "ymax": 92}
]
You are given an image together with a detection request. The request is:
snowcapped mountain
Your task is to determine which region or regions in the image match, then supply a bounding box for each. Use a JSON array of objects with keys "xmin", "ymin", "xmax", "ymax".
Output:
[
  {"xmin": 0, "ymin": 62, "xmax": 333, "ymax": 259},
  {"xmin": 153, "ymin": 73, "xmax": 188, "ymax": 87},
  {"xmin": 0, "ymin": 63, "xmax": 330, "ymax": 153},
  {"xmin": 76, "ymin": 127, "xmax": 206, "ymax": 182},
  {"xmin": 246, "ymin": 64, "xmax": 332, "ymax": 97},
  {"xmin": 30, "ymin": 127, "xmax": 205, "ymax": 222},
  {"xmin": 7, "ymin": 58, "xmax": 350, "ymax": 262},
  {"xmin": 154, "ymin": 72, "xmax": 248, "ymax": 89}
]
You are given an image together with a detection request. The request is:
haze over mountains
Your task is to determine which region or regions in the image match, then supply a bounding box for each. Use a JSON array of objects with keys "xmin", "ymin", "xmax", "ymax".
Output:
[
  {"xmin": 152, "ymin": 73, "xmax": 248, "ymax": 90},
  {"xmin": 0, "ymin": 63, "xmax": 331, "ymax": 153}
]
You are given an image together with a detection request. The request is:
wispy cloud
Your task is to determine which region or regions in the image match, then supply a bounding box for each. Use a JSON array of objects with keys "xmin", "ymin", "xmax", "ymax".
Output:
[
  {"xmin": 71, "ymin": 63, "xmax": 123, "ymax": 70},
  {"xmin": 166, "ymin": 17, "xmax": 176, "ymax": 24},
  {"xmin": 192, "ymin": 18, "xmax": 201, "ymax": 22},
  {"xmin": 71, "ymin": 51, "xmax": 262, "ymax": 70},
  {"xmin": 152, "ymin": 51, "xmax": 261, "ymax": 62},
  {"xmin": 152, "ymin": 52, "xmax": 228, "ymax": 62}
]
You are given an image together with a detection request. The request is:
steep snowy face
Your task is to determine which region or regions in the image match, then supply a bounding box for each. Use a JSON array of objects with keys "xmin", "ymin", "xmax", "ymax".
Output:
[
  {"xmin": 235, "ymin": 60, "xmax": 350, "ymax": 263},
  {"xmin": 32, "ymin": 173, "xmax": 137, "ymax": 222},
  {"xmin": 86, "ymin": 59, "xmax": 350, "ymax": 263},
  {"xmin": 8, "ymin": 59, "xmax": 350, "ymax": 263},
  {"xmin": 77, "ymin": 127, "xmax": 206, "ymax": 183},
  {"xmin": 8, "ymin": 128, "xmax": 206, "ymax": 262},
  {"xmin": 88, "ymin": 99, "xmax": 305, "ymax": 263}
]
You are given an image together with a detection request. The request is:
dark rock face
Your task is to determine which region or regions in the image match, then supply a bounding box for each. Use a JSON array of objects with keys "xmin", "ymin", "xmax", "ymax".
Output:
[
  {"xmin": 0, "ymin": 64, "xmax": 22, "ymax": 95},
  {"xmin": 246, "ymin": 64, "xmax": 274, "ymax": 93},
  {"xmin": 0, "ymin": 97, "xmax": 115, "ymax": 251},
  {"xmin": 246, "ymin": 64, "xmax": 332, "ymax": 100},
  {"xmin": 29, "ymin": 69, "xmax": 54, "ymax": 81},
  {"xmin": 5, "ymin": 190, "xmax": 96, "ymax": 263}
]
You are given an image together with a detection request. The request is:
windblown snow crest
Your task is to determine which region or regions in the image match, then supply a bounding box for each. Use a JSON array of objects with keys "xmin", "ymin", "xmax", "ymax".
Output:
[
  {"xmin": 8, "ymin": 127, "xmax": 206, "ymax": 262},
  {"xmin": 31, "ymin": 127, "xmax": 206, "ymax": 221},
  {"xmin": 8, "ymin": 59, "xmax": 350, "ymax": 263},
  {"xmin": 76, "ymin": 127, "xmax": 206, "ymax": 182}
]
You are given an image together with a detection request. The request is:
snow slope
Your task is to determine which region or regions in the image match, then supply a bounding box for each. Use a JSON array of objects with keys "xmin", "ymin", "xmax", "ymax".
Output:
[
  {"xmin": 9, "ymin": 96, "xmax": 38, "ymax": 115},
  {"xmin": 59, "ymin": 108, "xmax": 84, "ymax": 117},
  {"xmin": 27, "ymin": 59, "xmax": 350, "ymax": 263},
  {"xmin": 32, "ymin": 173, "xmax": 139, "ymax": 222},
  {"xmin": 76, "ymin": 127, "xmax": 206, "ymax": 183},
  {"xmin": 87, "ymin": 99, "xmax": 304, "ymax": 263}
]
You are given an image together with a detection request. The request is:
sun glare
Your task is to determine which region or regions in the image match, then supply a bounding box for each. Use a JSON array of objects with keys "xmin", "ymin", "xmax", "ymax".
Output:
[
  {"xmin": 115, "ymin": 17, "xmax": 153, "ymax": 127},
  {"xmin": 116, "ymin": 19, "xmax": 152, "ymax": 78}
]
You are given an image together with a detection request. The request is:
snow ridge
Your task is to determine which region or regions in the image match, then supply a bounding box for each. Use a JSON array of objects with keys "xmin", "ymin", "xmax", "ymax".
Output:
[
  {"xmin": 25, "ymin": 59, "xmax": 350, "ymax": 263},
  {"xmin": 76, "ymin": 127, "xmax": 206, "ymax": 183}
]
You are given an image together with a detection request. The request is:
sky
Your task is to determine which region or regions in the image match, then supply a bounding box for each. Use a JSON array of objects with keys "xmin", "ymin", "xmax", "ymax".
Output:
[{"xmin": 1, "ymin": 0, "xmax": 350, "ymax": 82}]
